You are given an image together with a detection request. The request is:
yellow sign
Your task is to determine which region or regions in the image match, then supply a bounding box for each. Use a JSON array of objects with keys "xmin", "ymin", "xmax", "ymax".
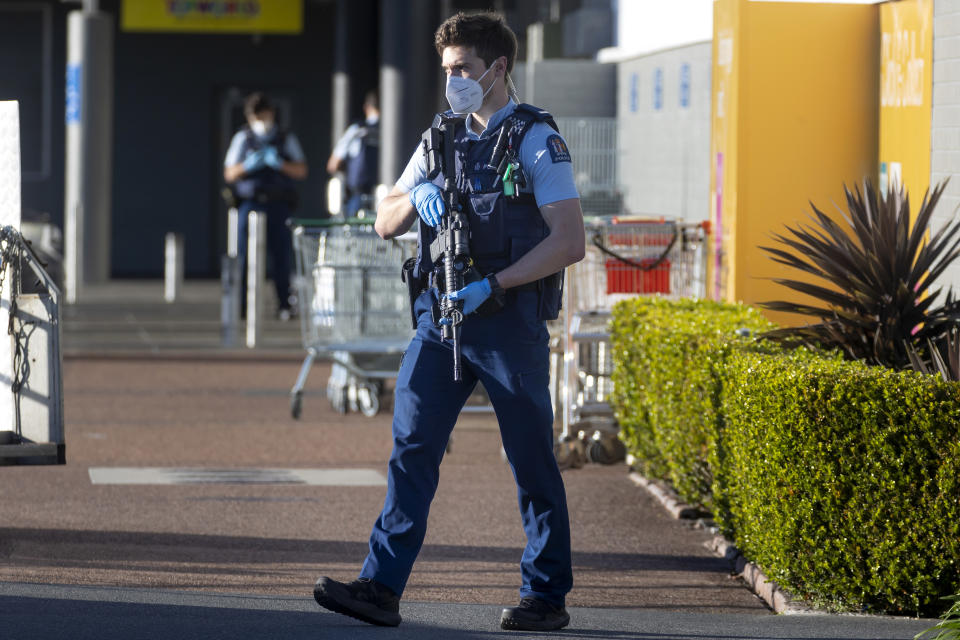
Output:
[
  {"xmin": 122, "ymin": 0, "xmax": 303, "ymax": 34},
  {"xmin": 879, "ymin": 0, "xmax": 932, "ymax": 200}
]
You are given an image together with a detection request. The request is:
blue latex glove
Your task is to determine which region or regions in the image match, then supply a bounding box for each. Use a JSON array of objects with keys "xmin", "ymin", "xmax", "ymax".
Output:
[
  {"xmin": 263, "ymin": 146, "xmax": 283, "ymax": 170},
  {"xmin": 444, "ymin": 278, "xmax": 492, "ymax": 318},
  {"xmin": 243, "ymin": 149, "xmax": 266, "ymax": 172},
  {"xmin": 409, "ymin": 182, "xmax": 444, "ymax": 227}
]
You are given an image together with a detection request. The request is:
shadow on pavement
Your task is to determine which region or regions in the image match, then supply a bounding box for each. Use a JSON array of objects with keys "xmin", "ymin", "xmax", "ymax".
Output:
[
  {"xmin": 0, "ymin": 594, "xmax": 428, "ymax": 640},
  {"xmin": 0, "ymin": 526, "xmax": 731, "ymax": 574}
]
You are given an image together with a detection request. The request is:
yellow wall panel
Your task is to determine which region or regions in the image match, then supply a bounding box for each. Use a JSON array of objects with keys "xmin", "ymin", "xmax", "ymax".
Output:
[
  {"xmin": 879, "ymin": 0, "xmax": 933, "ymax": 201},
  {"xmin": 711, "ymin": 0, "xmax": 879, "ymax": 326}
]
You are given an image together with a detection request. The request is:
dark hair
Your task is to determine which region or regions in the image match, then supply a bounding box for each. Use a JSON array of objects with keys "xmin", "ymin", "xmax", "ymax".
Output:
[
  {"xmin": 434, "ymin": 11, "xmax": 518, "ymax": 74},
  {"xmin": 244, "ymin": 92, "xmax": 273, "ymax": 118},
  {"xmin": 363, "ymin": 89, "xmax": 379, "ymax": 111}
]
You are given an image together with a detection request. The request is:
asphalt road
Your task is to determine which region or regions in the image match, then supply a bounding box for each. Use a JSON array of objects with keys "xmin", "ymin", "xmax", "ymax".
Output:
[{"xmin": 0, "ymin": 582, "xmax": 932, "ymax": 640}]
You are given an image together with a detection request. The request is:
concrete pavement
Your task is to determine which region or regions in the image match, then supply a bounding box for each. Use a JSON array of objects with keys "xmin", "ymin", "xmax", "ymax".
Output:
[{"xmin": 0, "ymin": 280, "xmax": 940, "ymax": 638}]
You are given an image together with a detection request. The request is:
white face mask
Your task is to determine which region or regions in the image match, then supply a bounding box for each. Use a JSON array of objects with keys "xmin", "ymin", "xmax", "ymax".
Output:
[
  {"xmin": 445, "ymin": 64, "xmax": 496, "ymax": 115},
  {"xmin": 250, "ymin": 119, "xmax": 274, "ymax": 137}
]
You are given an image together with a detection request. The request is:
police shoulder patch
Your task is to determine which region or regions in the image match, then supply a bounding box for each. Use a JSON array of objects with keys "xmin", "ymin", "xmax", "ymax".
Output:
[{"xmin": 546, "ymin": 134, "xmax": 571, "ymax": 164}]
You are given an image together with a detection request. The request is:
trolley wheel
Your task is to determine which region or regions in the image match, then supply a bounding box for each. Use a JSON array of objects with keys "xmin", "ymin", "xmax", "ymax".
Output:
[
  {"xmin": 330, "ymin": 387, "xmax": 348, "ymax": 415},
  {"xmin": 290, "ymin": 392, "xmax": 303, "ymax": 420},
  {"xmin": 357, "ymin": 383, "xmax": 380, "ymax": 417}
]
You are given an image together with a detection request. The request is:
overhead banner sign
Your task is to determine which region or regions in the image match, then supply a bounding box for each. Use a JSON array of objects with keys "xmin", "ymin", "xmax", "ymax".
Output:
[{"xmin": 121, "ymin": 0, "xmax": 303, "ymax": 34}]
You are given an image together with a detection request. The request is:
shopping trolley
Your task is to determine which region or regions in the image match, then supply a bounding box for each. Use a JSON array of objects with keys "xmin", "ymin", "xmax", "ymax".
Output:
[
  {"xmin": 557, "ymin": 216, "xmax": 709, "ymax": 464},
  {"xmin": 288, "ymin": 219, "xmax": 417, "ymax": 419}
]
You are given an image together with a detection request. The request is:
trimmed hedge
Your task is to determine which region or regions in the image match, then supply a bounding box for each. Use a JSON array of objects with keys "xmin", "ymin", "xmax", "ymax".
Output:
[
  {"xmin": 609, "ymin": 297, "xmax": 775, "ymax": 509},
  {"xmin": 721, "ymin": 350, "xmax": 960, "ymax": 615},
  {"xmin": 609, "ymin": 297, "xmax": 960, "ymax": 615}
]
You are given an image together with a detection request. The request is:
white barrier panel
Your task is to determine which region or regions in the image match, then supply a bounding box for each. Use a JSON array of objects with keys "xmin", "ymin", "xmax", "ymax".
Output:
[
  {"xmin": 0, "ymin": 103, "xmax": 63, "ymax": 464},
  {"xmin": 0, "ymin": 102, "xmax": 21, "ymax": 439},
  {"xmin": 0, "ymin": 103, "xmax": 20, "ymax": 228}
]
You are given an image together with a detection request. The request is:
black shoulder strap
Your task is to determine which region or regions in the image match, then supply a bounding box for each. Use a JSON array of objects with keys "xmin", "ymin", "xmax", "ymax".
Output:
[
  {"xmin": 514, "ymin": 103, "xmax": 560, "ymax": 134},
  {"xmin": 493, "ymin": 104, "xmax": 558, "ymax": 156}
]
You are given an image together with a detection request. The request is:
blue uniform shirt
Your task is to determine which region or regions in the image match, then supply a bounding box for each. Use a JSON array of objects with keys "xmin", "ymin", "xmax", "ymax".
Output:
[
  {"xmin": 224, "ymin": 127, "xmax": 306, "ymax": 167},
  {"xmin": 331, "ymin": 115, "xmax": 380, "ymax": 161},
  {"xmin": 396, "ymin": 99, "xmax": 579, "ymax": 208}
]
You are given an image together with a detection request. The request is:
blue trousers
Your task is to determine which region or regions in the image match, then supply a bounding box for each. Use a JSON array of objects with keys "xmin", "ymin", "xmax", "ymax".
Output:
[
  {"xmin": 359, "ymin": 290, "xmax": 573, "ymax": 606},
  {"xmin": 237, "ymin": 200, "xmax": 292, "ymax": 309}
]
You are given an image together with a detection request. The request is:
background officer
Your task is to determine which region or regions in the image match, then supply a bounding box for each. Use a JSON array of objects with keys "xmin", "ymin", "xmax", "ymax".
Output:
[
  {"xmin": 313, "ymin": 11, "xmax": 585, "ymax": 632},
  {"xmin": 224, "ymin": 92, "xmax": 308, "ymax": 320},
  {"xmin": 326, "ymin": 90, "xmax": 381, "ymax": 218}
]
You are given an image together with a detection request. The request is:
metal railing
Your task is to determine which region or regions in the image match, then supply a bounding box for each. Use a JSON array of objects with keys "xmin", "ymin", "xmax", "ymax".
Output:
[
  {"xmin": 558, "ymin": 216, "xmax": 711, "ymax": 462},
  {"xmin": 554, "ymin": 117, "xmax": 621, "ymax": 217}
]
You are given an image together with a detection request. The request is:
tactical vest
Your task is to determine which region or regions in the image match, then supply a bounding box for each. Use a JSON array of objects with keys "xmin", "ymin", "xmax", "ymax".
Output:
[
  {"xmin": 415, "ymin": 103, "xmax": 564, "ymax": 321},
  {"xmin": 233, "ymin": 127, "xmax": 298, "ymax": 205},
  {"xmin": 345, "ymin": 120, "xmax": 380, "ymax": 193}
]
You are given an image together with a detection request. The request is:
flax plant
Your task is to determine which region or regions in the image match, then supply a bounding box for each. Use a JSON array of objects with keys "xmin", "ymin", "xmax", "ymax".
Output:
[{"xmin": 760, "ymin": 180, "xmax": 960, "ymax": 369}]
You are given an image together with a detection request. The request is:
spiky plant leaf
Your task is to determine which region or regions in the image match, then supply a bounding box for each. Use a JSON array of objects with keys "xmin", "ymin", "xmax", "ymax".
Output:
[{"xmin": 760, "ymin": 179, "xmax": 960, "ymax": 369}]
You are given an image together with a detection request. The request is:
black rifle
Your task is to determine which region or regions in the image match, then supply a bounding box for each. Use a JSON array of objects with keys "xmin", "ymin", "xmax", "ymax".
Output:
[{"xmin": 422, "ymin": 115, "xmax": 475, "ymax": 381}]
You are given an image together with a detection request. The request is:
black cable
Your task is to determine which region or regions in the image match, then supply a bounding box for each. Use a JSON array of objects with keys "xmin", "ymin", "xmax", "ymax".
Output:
[{"xmin": 591, "ymin": 228, "xmax": 678, "ymax": 271}]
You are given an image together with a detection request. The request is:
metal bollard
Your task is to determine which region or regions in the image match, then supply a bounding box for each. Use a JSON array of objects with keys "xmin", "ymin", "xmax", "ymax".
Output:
[
  {"xmin": 227, "ymin": 207, "xmax": 239, "ymax": 258},
  {"xmin": 245, "ymin": 211, "xmax": 266, "ymax": 348},
  {"xmin": 164, "ymin": 232, "xmax": 184, "ymax": 303},
  {"xmin": 220, "ymin": 207, "xmax": 241, "ymax": 346},
  {"xmin": 220, "ymin": 254, "xmax": 240, "ymax": 346},
  {"xmin": 327, "ymin": 175, "xmax": 343, "ymax": 216}
]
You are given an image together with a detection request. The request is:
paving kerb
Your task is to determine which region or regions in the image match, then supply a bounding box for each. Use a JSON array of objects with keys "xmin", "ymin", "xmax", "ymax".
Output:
[{"xmin": 629, "ymin": 472, "xmax": 809, "ymax": 615}]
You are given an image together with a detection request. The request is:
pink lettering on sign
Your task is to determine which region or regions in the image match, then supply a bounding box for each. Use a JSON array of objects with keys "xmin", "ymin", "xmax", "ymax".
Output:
[
  {"xmin": 714, "ymin": 152, "xmax": 723, "ymax": 301},
  {"xmin": 166, "ymin": 1, "xmax": 261, "ymax": 18}
]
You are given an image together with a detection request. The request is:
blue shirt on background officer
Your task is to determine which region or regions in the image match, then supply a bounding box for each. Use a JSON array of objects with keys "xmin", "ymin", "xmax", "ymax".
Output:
[
  {"xmin": 327, "ymin": 90, "xmax": 381, "ymax": 217},
  {"xmin": 313, "ymin": 11, "xmax": 585, "ymax": 633},
  {"xmin": 223, "ymin": 92, "xmax": 308, "ymax": 320}
]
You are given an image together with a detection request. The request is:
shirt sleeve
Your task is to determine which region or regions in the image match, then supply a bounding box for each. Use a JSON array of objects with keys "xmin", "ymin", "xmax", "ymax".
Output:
[
  {"xmin": 331, "ymin": 124, "xmax": 359, "ymax": 159},
  {"xmin": 395, "ymin": 144, "xmax": 428, "ymax": 194},
  {"xmin": 283, "ymin": 133, "xmax": 306, "ymax": 163},
  {"xmin": 223, "ymin": 131, "xmax": 246, "ymax": 168},
  {"xmin": 520, "ymin": 122, "xmax": 580, "ymax": 208}
]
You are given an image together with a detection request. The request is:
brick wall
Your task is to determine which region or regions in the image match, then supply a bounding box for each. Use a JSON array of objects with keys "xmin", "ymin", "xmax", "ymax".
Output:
[{"xmin": 932, "ymin": 0, "xmax": 960, "ymax": 290}]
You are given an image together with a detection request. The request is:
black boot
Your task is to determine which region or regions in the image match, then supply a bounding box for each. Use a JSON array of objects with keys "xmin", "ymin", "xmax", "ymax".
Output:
[
  {"xmin": 500, "ymin": 596, "xmax": 570, "ymax": 631},
  {"xmin": 313, "ymin": 576, "xmax": 402, "ymax": 627}
]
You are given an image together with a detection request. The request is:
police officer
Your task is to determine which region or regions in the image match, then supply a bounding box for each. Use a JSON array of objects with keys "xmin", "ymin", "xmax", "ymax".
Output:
[
  {"xmin": 314, "ymin": 11, "xmax": 585, "ymax": 632},
  {"xmin": 224, "ymin": 92, "xmax": 308, "ymax": 320},
  {"xmin": 326, "ymin": 90, "xmax": 380, "ymax": 217}
]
